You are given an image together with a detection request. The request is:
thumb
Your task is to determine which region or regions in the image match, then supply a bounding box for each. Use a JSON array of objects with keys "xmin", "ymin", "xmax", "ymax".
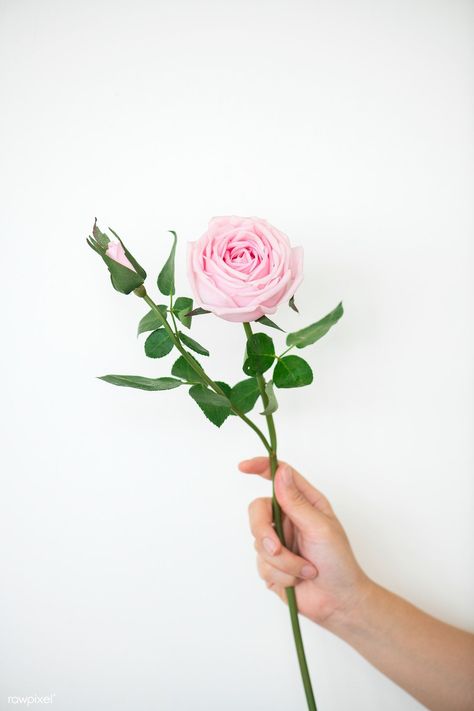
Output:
[{"xmin": 274, "ymin": 463, "xmax": 324, "ymax": 535}]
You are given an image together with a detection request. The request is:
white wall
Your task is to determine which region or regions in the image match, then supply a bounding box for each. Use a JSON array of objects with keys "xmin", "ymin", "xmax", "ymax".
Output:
[{"xmin": 0, "ymin": 1, "xmax": 472, "ymax": 709}]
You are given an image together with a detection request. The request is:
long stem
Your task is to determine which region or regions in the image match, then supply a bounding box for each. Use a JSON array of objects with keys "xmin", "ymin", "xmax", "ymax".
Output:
[
  {"xmin": 138, "ymin": 289, "xmax": 272, "ymax": 453},
  {"xmin": 243, "ymin": 322, "xmax": 317, "ymax": 711}
]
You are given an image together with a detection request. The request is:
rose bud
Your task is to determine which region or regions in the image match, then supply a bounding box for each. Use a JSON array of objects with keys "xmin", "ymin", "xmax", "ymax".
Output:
[
  {"xmin": 187, "ymin": 216, "xmax": 303, "ymax": 322},
  {"xmin": 87, "ymin": 219, "xmax": 146, "ymax": 294}
]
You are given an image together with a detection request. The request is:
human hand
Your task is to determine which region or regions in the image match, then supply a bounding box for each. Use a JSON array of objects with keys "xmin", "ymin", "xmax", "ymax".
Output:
[{"xmin": 240, "ymin": 457, "xmax": 372, "ymax": 627}]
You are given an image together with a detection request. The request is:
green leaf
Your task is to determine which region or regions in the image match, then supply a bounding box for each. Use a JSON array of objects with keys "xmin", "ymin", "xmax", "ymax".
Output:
[
  {"xmin": 157, "ymin": 230, "xmax": 177, "ymax": 296},
  {"xmin": 261, "ymin": 380, "xmax": 278, "ymax": 415},
  {"xmin": 255, "ymin": 315, "xmax": 285, "ymax": 332},
  {"xmin": 144, "ymin": 329, "xmax": 174, "ymax": 358},
  {"xmin": 289, "ymin": 295, "xmax": 299, "ymax": 313},
  {"xmin": 178, "ymin": 331, "xmax": 209, "ymax": 356},
  {"xmin": 137, "ymin": 305, "xmax": 168, "ymax": 336},
  {"xmin": 215, "ymin": 381, "xmax": 232, "ymax": 399},
  {"xmin": 273, "ymin": 355, "xmax": 313, "ymax": 388},
  {"xmin": 188, "ymin": 385, "xmax": 232, "ymax": 427},
  {"xmin": 243, "ymin": 333, "xmax": 275, "ymax": 375},
  {"xmin": 92, "ymin": 218, "xmax": 110, "ymax": 248},
  {"xmin": 230, "ymin": 378, "xmax": 260, "ymax": 414},
  {"xmin": 171, "ymin": 354, "xmax": 206, "ymax": 384},
  {"xmin": 185, "ymin": 307, "xmax": 210, "ymax": 317},
  {"xmin": 173, "ymin": 296, "xmax": 193, "ymax": 328},
  {"xmin": 98, "ymin": 375, "xmax": 183, "ymax": 391},
  {"xmin": 286, "ymin": 302, "xmax": 344, "ymax": 349}
]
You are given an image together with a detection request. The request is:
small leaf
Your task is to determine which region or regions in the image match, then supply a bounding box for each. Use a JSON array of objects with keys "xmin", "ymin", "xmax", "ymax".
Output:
[
  {"xmin": 289, "ymin": 295, "xmax": 299, "ymax": 313},
  {"xmin": 157, "ymin": 230, "xmax": 177, "ymax": 296},
  {"xmin": 215, "ymin": 381, "xmax": 232, "ymax": 399},
  {"xmin": 98, "ymin": 375, "xmax": 182, "ymax": 391},
  {"xmin": 230, "ymin": 378, "xmax": 260, "ymax": 414},
  {"xmin": 178, "ymin": 331, "xmax": 210, "ymax": 356},
  {"xmin": 255, "ymin": 315, "xmax": 285, "ymax": 332},
  {"xmin": 274, "ymin": 355, "xmax": 313, "ymax": 388},
  {"xmin": 92, "ymin": 218, "xmax": 110, "ymax": 248},
  {"xmin": 243, "ymin": 333, "xmax": 275, "ymax": 375},
  {"xmin": 144, "ymin": 329, "xmax": 174, "ymax": 358},
  {"xmin": 286, "ymin": 302, "xmax": 343, "ymax": 349},
  {"xmin": 184, "ymin": 307, "xmax": 211, "ymax": 318},
  {"xmin": 173, "ymin": 296, "xmax": 193, "ymax": 328},
  {"xmin": 137, "ymin": 305, "xmax": 168, "ymax": 336},
  {"xmin": 188, "ymin": 385, "xmax": 232, "ymax": 427},
  {"xmin": 171, "ymin": 354, "xmax": 206, "ymax": 384},
  {"xmin": 261, "ymin": 380, "xmax": 278, "ymax": 415}
]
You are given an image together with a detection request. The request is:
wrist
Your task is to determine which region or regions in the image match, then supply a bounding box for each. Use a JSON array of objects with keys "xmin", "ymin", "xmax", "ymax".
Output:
[{"xmin": 322, "ymin": 576, "xmax": 381, "ymax": 640}]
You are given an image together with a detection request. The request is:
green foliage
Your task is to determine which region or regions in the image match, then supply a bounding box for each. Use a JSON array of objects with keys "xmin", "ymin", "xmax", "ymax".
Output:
[
  {"xmin": 173, "ymin": 296, "xmax": 193, "ymax": 328},
  {"xmin": 171, "ymin": 354, "xmax": 206, "ymax": 384},
  {"xmin": 243, "ymin": 333, "xmax": 275, "ymax": 375},
  {"xmin": 98, "ymin": 375, "xmax": 182, "ymax": 391},
  {"xmin": 185, "ymin": 307, "xmax": 210, "ymax": 317},
  {"xmin": 137, "ymin": 305, "xmax": 168, "ymax": 335},
  {"xmin": 255, "ymin": 316, "xmax": 285, "ymax": 332},
  {"xmin": 289, "ymin": 295, "xmax": 299, "ymax": 313},
  {"xmin": 188, "ymin": 385, "xmax": 232, "ymax": 427},
  {"xmin": 215, "ymin": 381, "xmax": 231, "ymax": 399},
  {"xmin": 286, "ymin": 302, "xmax": 344, "ymax": 348},
  {"xmin": 178, "ymin": 332, "xmax": 209, "ymax": 356},
  {"xmin": 157, "ymin": 230, "xmax": 177, "ymax": 296},
  {"xmin": 230, "ymin": 378, "xmax": 260, "ymax": 414},
  {"xmin": 144, "ymin": 329, "xmax": 174, "ymax": 358},
  {"xmin": 260, "ymin": 380, "xmax": 278, "ymax": 415},
  {"xmin": 92, "ymin": 220, "xmax": 110, "ymax": 248},
  {"xmin": 274, "ymin": 355, "xmax": 313, "ymax": 388}
]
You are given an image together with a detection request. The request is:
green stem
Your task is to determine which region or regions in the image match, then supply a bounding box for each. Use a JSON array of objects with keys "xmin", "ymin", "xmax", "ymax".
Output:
[
  {"xmin": 138, "ymin": 289, "xmax": 272, "ymax": 453},
  {"xmin": 243, "ymin": 321, "xmax": 317, "ymax": 711}
]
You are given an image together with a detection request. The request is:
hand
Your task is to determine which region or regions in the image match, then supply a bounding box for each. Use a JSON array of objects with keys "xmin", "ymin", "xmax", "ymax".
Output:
[{"xmin": 239, "ymin": 457, "xmax": 371, "ymax": 627}]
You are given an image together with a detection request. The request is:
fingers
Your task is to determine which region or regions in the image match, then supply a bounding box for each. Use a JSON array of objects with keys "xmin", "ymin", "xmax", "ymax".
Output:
[
  {"xmin": 239, "ymin": 457, "xmax": 272, "ymax": 479},
  {"xmin": 248, "ymin": 497, "xmax": 318, "ymax": 580},
  {"xmin": 274, "ymin": 464, "xmax": 330, "ymax": 536},
  {"xmin": 257, "ymin": 558, "xmax": 297, "ymax": 588},
  {"xmin": 239, "ymin": 457, "xmax": 333, "ymax": 517},
  {"xmin": 248, "ymin": 497, "xmax": 282, "ymax": 556},
  {"xmin": 255, "ymin": 538, "xmax": 318, "ymax": 579}
]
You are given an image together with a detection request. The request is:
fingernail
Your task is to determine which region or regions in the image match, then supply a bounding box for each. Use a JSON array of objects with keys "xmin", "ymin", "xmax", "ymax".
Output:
[
  {"xmin": 301, "ymin": 564, "xmax": 317, "ymax": 579},
  {"xmin": 263, "ymin": 537, "xmax": 277, "ymax": 555},
  {"xmin": 281, "ymin": 465, "xmax": 293, "ymax": 485}
]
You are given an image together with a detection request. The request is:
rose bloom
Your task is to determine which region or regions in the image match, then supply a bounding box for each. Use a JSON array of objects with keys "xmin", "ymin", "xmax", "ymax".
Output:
[{"xmin": 187, "ymin": 216, "xmax": 303, "ymax": 322}]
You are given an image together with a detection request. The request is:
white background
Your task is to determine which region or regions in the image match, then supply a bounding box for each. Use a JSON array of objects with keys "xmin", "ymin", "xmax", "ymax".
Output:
[{"xmin": 0, "ymin": 1, "xmax": 473, "ymax": 709}]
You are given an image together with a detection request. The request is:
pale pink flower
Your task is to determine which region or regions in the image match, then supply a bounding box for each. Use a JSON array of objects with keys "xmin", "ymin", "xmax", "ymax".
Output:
[{"xmin": 187, "ymin": 216, "xmax": 303, "ymax": 322}]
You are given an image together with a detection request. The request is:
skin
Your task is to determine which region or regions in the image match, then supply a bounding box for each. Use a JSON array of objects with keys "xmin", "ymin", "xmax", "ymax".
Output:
[{"xmin": 240, "ymin": 457, "xmax": 474, "ymax": 711}]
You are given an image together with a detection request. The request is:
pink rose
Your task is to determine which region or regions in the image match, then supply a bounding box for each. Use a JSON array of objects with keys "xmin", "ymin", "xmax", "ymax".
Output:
[
  {"xmin": 106, "ymin": 241, "xmax": 135, "ymax": 271},
  {"xmin": 187, "ymin": 216, "xmax": 304, "ymax": 322}
]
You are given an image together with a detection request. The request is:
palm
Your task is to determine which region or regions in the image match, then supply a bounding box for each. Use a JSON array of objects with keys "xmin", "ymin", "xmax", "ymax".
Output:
[{"xmin": 280, "ymin": 513, "xmax": 361, "ymax": 624}]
